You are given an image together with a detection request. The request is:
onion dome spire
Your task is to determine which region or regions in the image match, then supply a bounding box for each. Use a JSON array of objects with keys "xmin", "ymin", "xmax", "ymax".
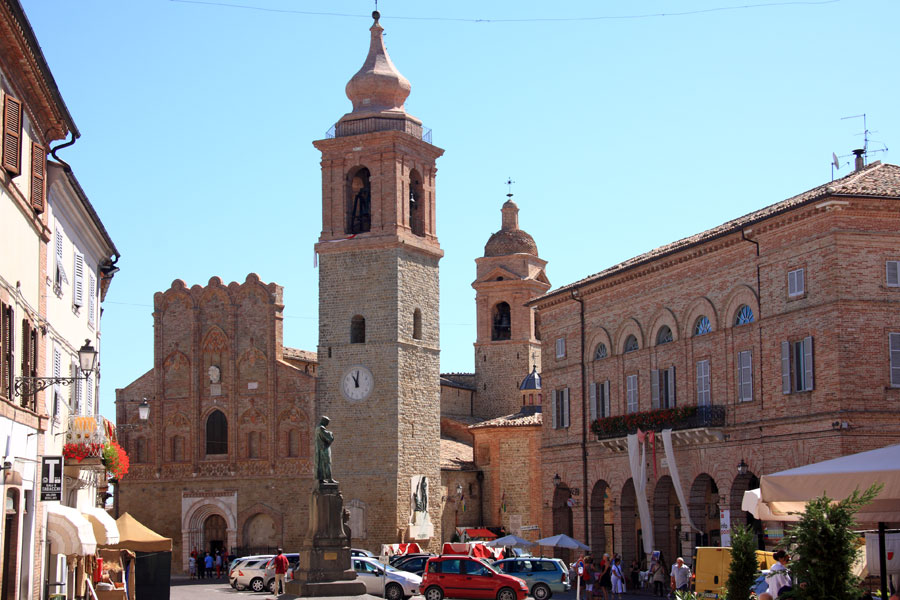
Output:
[{"xmin": 345, "ymin": 11, "xmax": 411, "ymax": 116}]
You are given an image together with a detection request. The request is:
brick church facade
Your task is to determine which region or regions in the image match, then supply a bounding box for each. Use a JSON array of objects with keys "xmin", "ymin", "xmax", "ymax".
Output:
[{"xmin": 531, "ymin": 161, "xmax": 900, "ymax": 565}]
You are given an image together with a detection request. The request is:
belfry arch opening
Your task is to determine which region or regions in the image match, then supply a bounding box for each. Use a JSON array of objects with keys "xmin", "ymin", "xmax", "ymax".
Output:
[
  {"xmin": 347, "ymin": 167, "xmax": 371, "ymax": 234},
  {"xmin": 409, "ymin": 169, "xmax": 425, "ymax": 237},
  {"xmin": 492, "ymin": 302, "xmax": 511, "ymax": 341}
]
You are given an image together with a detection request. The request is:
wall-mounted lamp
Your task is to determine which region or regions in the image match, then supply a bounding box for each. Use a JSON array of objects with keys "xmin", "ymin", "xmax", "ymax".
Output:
[
  {"xmin": 553, "ymin": 473, "xmax": 561, "ymax": 488},
  {"xmin": 118, "ymin": 398, "xmax": 151, "ymax": 430},
  {"xmin": 15, "ymin": 339, "xmax": 98, "ymax": 397},
  {"xmin": 737, "ymin": 459, "xmax": 749, "ymax": 476}
]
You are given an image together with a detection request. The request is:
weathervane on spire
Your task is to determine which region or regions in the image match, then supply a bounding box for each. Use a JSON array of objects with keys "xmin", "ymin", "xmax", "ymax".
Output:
[{"xmin": 505, "ymin": 177, "xmax": 515, "ymax": 200}]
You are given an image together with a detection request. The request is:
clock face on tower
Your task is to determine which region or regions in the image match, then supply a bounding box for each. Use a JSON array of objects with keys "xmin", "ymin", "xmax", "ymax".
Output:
[{"xmin": 341, "ymin": 365, "xmax": 374, "ymax": 402}]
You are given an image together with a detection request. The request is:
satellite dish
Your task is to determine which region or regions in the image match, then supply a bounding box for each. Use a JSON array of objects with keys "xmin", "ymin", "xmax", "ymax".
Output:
[{"xmin": 832, "ymin": 152, "xmax": 840, "ymax": 170}]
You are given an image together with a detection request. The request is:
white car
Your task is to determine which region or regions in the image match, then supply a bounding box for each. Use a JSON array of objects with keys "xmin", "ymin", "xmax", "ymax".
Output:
[
  {"xmin": 230, "ymin": 556, "xmax": 274, "ymax": 592},
  {"xmin": 352, "ymin": 556, "xmax": 422, "ymax": 600}
]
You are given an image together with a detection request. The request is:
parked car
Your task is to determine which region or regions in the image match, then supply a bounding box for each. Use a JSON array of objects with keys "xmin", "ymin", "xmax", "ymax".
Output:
[
  {"xmin": 394, "ymin": 554, "xmax": 434, "ymax": 577},
  {"xmin": 352, "ymin": 548, "xmax": 376, "ymax": 558},
  {"xmin": 391, "ymin": 552, "xmax": 431, "ymax": 566},
  {"xmin": 421, "ymin": 555, "xmax": 528, "ymax": 600},
  {"xmin": 230, "ymin": 556, "xmax": 274, "ymax": 592},
  {"xmin": 492, "ymin": 557, "xmax": 570, "ymax": 600},
  {"xmin": 352, "ymin": 556, "xmax": 422, "ymax": 600},
  {"xmin": 264, "ymin": 553, "xmax": 300, "ymax": 593},
  {"xmin": 228, "ymin": 555, "xmax": 274, "ymax": 586}
]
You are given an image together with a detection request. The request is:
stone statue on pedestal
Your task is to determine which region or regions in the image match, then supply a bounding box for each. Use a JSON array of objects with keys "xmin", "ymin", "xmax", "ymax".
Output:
[{"xmin": 315, "ymin": 416, "xmax": 335, "ymax": 483}]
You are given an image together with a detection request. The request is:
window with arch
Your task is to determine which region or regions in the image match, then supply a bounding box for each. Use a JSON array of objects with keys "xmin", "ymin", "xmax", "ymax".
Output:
[
  {"xmin": 492, "ymin": 302, "xmax": 511, "ymax": 341},
  {"xmin": 694, "ymin": 316, "xmax": 711, "ymax": 336},
  {"xmin": 656, "ymin": 326, "xmax": 673, "ymax": 345},
  {"xmin": 287, "ymin": 429, "xmax": 300, "ymax": 458},
  {"xmin": 350, "ymin": 315, "xmax": 366, "ymax": 343},
  {"xmin": 347, "ymin": 167, "xmax": 371, "ymax": 234},
  {"xmin": 624, "ymin": 335, "xmax": 639, "ymax": 353},
  {"xmin": 206, "ymin": 410, "xmax": 228, "ymax": 455},
  {"xmin": 735, "ymin": 305, "xmax": 755, "ymax": 326},
  {"xmin": 409, "ymin": 169, "xmax": 425, "ymax": 237},
  {"xmin": 594, "ymin": 343, "xmax": 608, "ymax": 360},
  {"xmin": 413, "ymin": 308, "xmax": 422, "ymax": 340}
]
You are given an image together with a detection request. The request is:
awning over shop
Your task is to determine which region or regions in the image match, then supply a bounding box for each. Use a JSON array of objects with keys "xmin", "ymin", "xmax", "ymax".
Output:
[
  {"xmin": 46, "ymin": 503, "xmax": 97, "ymax": 556},
  {"xmin": 83, "ymin": 506, "xmax": 119, "ymax": 545}
]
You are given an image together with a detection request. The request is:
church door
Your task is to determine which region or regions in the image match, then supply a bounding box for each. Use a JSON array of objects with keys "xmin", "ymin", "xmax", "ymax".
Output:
[{"xmin": 203, "ymin": 514, "xmax": 227, "ymax": 555}]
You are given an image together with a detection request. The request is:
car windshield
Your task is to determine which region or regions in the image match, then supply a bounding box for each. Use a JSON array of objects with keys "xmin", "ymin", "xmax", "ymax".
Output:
[{"xmin": 383, "ymin": 563, "xmax": 399, "ymax": 573}]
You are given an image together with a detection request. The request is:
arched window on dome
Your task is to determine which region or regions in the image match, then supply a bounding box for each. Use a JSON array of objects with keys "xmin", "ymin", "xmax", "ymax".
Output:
[
  {"xmin": 206, "ymin": 410, "xmax": 228, "ymax": 455},
  {"xmin": 735, "ymin": 305, "xmax": 755, "ymax": 326},
  {"xmin": 347, "ymin": 167, "xmax": 371, "ymax": 234},
  {"xmin": 413, "ymin": 309, "xmax": 422, "ymax": 340},
  {"xmin": 409, "ymin": 169, "xmax": 425, "ymax": 237},
  {"xmin": 624, "ymin": 335, "xmax": 639, "ymax": 353},
  {"xmin": 694, "ymin": 316, "xmax": 711, "ymax": 336},
  {"xmin": 594, "ymin": 343, "xmax": 608, "ymax": 360},
  {"xmin": 351, "ymin": 315, "xmax": 366, "ymax": 343},
  {"xmin": 492, "ymin": 302, "xmax": 511, "ymax": 341},
  {"xmin": 656, "ymin": 326, "xmax": 673, "ymax": 345}
]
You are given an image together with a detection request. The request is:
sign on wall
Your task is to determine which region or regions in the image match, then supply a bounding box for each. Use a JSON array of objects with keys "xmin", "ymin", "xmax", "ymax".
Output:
[
  {"xmin": 719, "ymin": 508, "xmax": 731, "ymax": 546},
  {"xmin": 41, "ymin": 456, "xmax": 63, "ymax": 501}
]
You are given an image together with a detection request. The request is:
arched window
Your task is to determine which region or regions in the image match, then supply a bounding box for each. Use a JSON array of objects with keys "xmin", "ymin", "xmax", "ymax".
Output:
[
  {"xmin": 735, "ymin": 305, "xmax": 755, "ymax": 326},
  {"xmin": 347, "ymin": 168, "xmax": 371, "ymax": 234},
  {"xmin": 624, "ymin": 335, "xmax": 639, "ymax": 353},
  {"xmin": 351, "ymin": 315, "xmax": 366, "ymax": 343},
  {"xmin": 694, "ymin": 316, "xmax": 711, "ymax": 336},
  {"xmin": 492, "ymin": 302, "xmax": 511, "ymax": 341},
  {"xmin": 656, "ymin": 326, "xmax": 673, "ymax": 345},
  {"xmin": 413, "ymin": 309, "xmax": 422, "ymax": 340},
  {"xmin": 409, "ymin": 169, "xmax": 425, "ymax": 237},
  {"xmin": 206, "ymin": 410, "xmax": 228, "ymax": 455},
  {"xmin": 594, "ymin": 343, "xmax": 608, "ymax": 360}
]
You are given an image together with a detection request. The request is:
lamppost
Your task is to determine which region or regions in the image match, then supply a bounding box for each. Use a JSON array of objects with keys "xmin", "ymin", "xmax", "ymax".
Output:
[
  {"xmin": 737, "ymin": 459, "xmax": 749, "ymax": 476},
  {"xmin": 14, "ymin": 339, "xmax": 98, "ymax": 397}
]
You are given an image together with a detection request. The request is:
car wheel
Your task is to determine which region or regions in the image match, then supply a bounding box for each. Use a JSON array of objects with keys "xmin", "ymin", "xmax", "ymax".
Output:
[
  {"xmin": 425, "ymin": 585, "xmax": 445, "ymax": 600},
  {"xmin": 235, "ymin": 584, "xmax": 245, "ymax": 591},
  {"xmin": 249, "ymin": 577, "xmax": 265, "ymax": 592},
  {"xmin": 532, "ymin": 583, "xmax": 552, "ymax": 600},
  {"xmin": 267, "ymin": 578, "xmax": 276, "ymax": 593},
  {"xmin": 497, "ymin": 587, "xmax": 517, "ymax": 600},
  {"xmin": 385, "ymin": 583, "xmax": 404, "ymax": 600}
]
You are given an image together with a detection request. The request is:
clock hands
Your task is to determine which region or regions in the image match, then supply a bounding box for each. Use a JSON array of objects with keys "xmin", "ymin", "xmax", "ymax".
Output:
[{"xmin": 352, "ymin": 371, "xmax": 360, "ymax": 388}]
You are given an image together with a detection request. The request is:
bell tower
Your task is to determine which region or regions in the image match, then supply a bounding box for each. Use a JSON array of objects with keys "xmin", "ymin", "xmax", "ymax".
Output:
[
  {"xmin": 314, "ymin": 11, "xmax": 443, "ymax": 550},
  {"xmin": 473, "ymin": 194, "xmax": 549, "ymax": 419}
]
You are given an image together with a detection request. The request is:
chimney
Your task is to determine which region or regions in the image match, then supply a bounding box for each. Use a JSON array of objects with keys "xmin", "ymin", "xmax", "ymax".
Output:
[{"xmin": 853, "ymin": 148, "xmax": 865, "ymax": 171}]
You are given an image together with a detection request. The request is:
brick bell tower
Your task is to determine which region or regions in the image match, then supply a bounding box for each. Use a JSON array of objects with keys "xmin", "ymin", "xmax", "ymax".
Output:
[
  {"xmin": 313, "ymin": 11, "xmax": 443, "ymax": 550},
  {"xmin": 473, "ymin": 194, "xmax": 550, "ymax": 419}
]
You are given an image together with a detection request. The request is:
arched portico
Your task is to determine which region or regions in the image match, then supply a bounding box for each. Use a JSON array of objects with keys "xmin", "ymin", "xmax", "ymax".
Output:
[{"xmin": 181, "ymin": 493, "xmax": 237, "ymax": 572}]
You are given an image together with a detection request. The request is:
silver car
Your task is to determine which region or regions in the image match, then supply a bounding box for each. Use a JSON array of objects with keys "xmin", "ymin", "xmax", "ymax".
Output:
[
  {"xmin": 492, "ymin": 557, "xmax": 570, "ymax": 600},
  {"xmin": 231, "ymin": 556, "xmax": 274, "ymax": 592},
  {"xmin": 352, "ymin": 556, "xmax": 422, "ymax": 600}
]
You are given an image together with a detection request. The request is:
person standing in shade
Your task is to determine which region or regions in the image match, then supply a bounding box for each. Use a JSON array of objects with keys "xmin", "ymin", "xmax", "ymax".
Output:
[
  {"xmin": 188, "ymin": 554, "xmax": 196, "ymax": 579},
  {"xmin": 670, "ymin": 557, "xmax": 691, "ymax": 594},
  {"xmin": 215, "ymin": 550, "xmax": 223, "ymax": 578},
  {"xmin": 204, "ymin": 552, "xmax": 214, "ymax": 581},
  {"xmin": 611, "ymin": 557, "xmax": 626, "ymax": 600},
  {"xmin": 651, "ymin": 555, "xmax": 667, "ymax": 597},
  {"xmin": 273, "ymin": 548, "xmax": 290, "ymax": 595}
]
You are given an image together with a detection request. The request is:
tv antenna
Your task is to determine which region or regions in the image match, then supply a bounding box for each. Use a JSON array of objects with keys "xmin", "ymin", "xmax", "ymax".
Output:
[{"xmin": 835, "ymin": 113, "xmax": 889, "ymax": 173}]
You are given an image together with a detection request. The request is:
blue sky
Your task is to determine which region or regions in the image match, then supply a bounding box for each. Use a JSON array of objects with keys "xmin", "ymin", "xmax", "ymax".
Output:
[{"xmin": 20, "ymin": 0, "xmax": 899, "ymax": 418}]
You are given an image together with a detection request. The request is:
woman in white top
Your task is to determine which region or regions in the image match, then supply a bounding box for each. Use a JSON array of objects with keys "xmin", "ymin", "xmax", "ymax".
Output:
[{"xmin": 611, "ymin": 557, "xmax": 626, "ymax": 599}]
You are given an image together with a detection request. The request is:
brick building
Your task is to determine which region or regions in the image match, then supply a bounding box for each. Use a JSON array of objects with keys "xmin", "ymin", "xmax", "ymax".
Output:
[{"xmin": 530, "ymin": 161, "xmax": 900, "ymax": 565}]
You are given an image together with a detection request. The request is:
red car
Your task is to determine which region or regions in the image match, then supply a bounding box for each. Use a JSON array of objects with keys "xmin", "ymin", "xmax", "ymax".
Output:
[{"xmin": 421, "ymin": 555, "xmax": 529, "ymax": 600}]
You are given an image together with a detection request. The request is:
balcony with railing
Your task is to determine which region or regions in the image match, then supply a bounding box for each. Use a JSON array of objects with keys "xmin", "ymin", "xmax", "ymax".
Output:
[
  {"xmin": 590, "ymin": 405, "xmax": 726, "ymax": 452},
  {"xmin": 64, "ymin": 415, "xmax": 115, "ymax": 462}
]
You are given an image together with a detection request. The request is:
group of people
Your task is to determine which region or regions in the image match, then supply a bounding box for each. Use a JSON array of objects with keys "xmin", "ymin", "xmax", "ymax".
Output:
[
  {"xmin": 575, "ymin": 554, "xmax": 628, "ymax": 600},
  {"xmin": 188, "ymin": 547, "xmax": 230, "ymax": 579},
  {"xmin": 646, "ymin": 553, "xmax": 692, "ymax": 597}
]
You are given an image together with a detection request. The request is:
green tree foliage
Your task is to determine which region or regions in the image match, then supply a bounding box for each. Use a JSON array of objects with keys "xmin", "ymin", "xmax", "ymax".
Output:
[
  {"xmin": 725, "ymin": 524, "xmax": 759, "ymax": 600},
  {"xmin": 781, "ymin": 484, "xmax": 881, "ymax": 600}
]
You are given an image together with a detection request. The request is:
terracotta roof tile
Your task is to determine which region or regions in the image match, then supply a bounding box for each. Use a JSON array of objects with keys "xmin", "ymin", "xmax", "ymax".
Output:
[
  {"xmin": 283, "ymin": 347, "xmax": 317, "ymax": 362},
  {"xmin": 470, "ymin": 408, "xmax": 542, "ymax": 429},
  {"xmin": 441, "ymin": 437, "xmax": 476, "ymax": 470}
]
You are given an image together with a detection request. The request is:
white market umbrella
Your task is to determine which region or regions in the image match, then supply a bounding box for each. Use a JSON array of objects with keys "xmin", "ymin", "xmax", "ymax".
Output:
[
  {"xmin": 536, "ymin": 534, "xmax": 589, "ymax": 551},
  {"xmin": 485, "ymin": 535, "xmax": 535, "ymax": 549}
]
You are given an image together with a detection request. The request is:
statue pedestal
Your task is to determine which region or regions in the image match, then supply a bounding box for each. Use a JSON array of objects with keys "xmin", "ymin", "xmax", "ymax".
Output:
[
  {"xmin": 285, "ymin": 482, "xmax": 366, "ymax": 597},
  {"xmin": 408, "ymin": 510, "xmax": 434, "ymax": 541}
]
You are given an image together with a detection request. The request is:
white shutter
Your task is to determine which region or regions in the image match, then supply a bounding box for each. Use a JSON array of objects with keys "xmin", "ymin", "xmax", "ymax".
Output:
[
  {"xmin": 55, "ymin": 227, "xmax": 68, "ymax": 285},
  {"xmin": 589, "ymin": 382, "xmax": 597, "ymax": 422},
  {"xmin": 696, "ymin": 360, "xmax": 710, "ymax": 406},
  {"xmin": 563, "ymin": 388, "xmax": 570, "ymax": 428},
  {"xmin": 73, "ymin": 252, "xmax": 85, "ymax": 307},
  {"xmin": 603, "ymin": 381, "xmax": 610, "ymax": 418},
  {"xmin": 740, "ymin": 351, "xmax": 753, "ymax": 402},
  {"xmin": 74, "ymin": 362, "xmax": 82, "ymax": 414},
  {"xmin": 887, "ymin": 261, "xmax": 900, "ymax": 287},
  {"xmin": 556, "ymin": 338, "xmax": 566, "ymax": 358},
  {"xmin": 803, "ymin": 336, "xmax": 814, "ymax": 391},
  {"xmin": 551, "ymin": 390, "xmax": 558, "ymax": 429},
  {"xmin": 52, "ymin": 347, "xmax": 61, "ymax": 396},
  {"xmin": 666, "ymin": 366, "xmax": 676, "ymax": 408},
  {"xmin": 88, "ymin": 273, "xmax": 96, "ymax": 327},
  {"xmin": 797, "ymin": 268, "xmax": 805, "ymax": 295},
  {"xmin": 651, "ymin": 369, "xmax": 660, "ymax": 409},
  {"xmin": 85, "ymin": 373, "xmax": 93, "ymax": 416},
  {"xmin": 781, "ymin": 341, "xmax": 791, "ymax": 394},
  {"xmin": 891, "ymin": 333, "xmax": 900, "ymax": 387}
]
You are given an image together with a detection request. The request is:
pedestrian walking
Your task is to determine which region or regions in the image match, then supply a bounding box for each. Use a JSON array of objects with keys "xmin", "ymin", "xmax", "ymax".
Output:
[
  {"xmin": 189, "ymin": 555, "xmax": 197, "ymax": 579},
  {"xmin": 204, "ymin": 552, "xmax": 214, "ymax": 580},
  {"xmin": 669, "ymin": 557, "xmax": 691, "ymax": 595},
  {"xmin": 215, "ymin": 551, "xmax": 223, "ymax": 578},
  {"xmin": 598, "ymin": 554, "xmax": 611, "ymax": 600},
  {"xmin": 273, "ymin": 548, "xmax": 290, "ymax": 595},
  {"xmin": 611, "ymin": 557, "xmax": 626, "ymax": 600},
  {"xmin": 651, "ymin": 555, "xmax": 667, "ymax": 597}
]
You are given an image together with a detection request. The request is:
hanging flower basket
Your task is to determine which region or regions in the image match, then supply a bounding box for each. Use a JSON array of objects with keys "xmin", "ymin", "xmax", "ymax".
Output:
[
  {"xmin": 101, "ymin": 441, "xmax": 130, "ymax": 480},
  {"xmin": 63, "ymin": 442, "xmax": 104, "ymax": 462}
]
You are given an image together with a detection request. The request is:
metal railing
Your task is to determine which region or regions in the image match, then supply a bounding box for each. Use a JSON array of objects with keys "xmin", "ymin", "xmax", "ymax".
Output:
[
  {"xmin": 65, "ymin": 414, "xmax": 113, "ymax": 457},
  {"xmin": 325, "ymin": 120, "xmax": 433, "ymax": 144},
  {"xmin": 593, "ymin": 405, "xmax": 725, "ymax": 441}
]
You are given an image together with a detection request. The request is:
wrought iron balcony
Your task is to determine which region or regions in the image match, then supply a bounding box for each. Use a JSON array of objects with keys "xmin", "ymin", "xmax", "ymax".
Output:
[
  {"xmin": 64, "ymin": 415, "xmax": 115, "ymax": 461},
  {"xmin": 591, "ymin": 405, "xmax": 726, "ymax": 452}
]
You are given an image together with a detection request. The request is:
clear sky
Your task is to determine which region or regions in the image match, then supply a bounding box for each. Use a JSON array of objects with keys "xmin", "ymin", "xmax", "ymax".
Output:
[{"xmin": 19, "ymin": 0, "xmax": 899, "ymax": 419}]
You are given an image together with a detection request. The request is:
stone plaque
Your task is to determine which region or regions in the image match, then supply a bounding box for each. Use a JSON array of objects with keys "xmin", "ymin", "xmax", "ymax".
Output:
[
  {"xmin": 210, "ymin": 383, "xmax": 222, "ymax": 396},
  {"xmin": 324, "ymin": 552, "xmax": 337, "ymax": 561}
]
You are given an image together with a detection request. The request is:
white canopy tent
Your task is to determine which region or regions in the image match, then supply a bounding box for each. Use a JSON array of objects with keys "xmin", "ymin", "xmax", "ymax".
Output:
[{"xmin": 741, "ymin": 443, "xmax": 900, "ymax": 598}]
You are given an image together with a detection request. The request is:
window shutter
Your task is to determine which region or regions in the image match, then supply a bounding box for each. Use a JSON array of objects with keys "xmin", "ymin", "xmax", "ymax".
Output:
[
  {"xmin": 891, "ymin": 333, "xmax": 900, "ymax": 387},
  {"xmin": 2, "ymin": 95, "xmax": 22, "ymax": 175},
  {"xmin": 85, "ymin": 373, "xmax": 93, "ymax": 415},
  {"xmin": 563, "ymin": 388, "xmax": 570, "ymax": 428},
  {"xmin": 88, "ymin": 273, "xmax": 96, "ymax": 327},
  {"xmin": 20, "ymin": 321, "xmax": 30, "ymax": 406},
  {"xmin": 55, "ymin": 227, "xmax": 68, "ymax": 285},
  {"xmin": 797, "ymin": 268, "xmax": 805, "ymax": 295},
  {"xmin": 803, "ymin": 336, "xmax": 814, "ymax": 391},
  {"xmin": 742, "ymin": 351, "xmax": 753, "ymax": 401},
  {"xmin": 781, "ymin": 341, "xmax": 791, "ymax": 394},
  {"xmin": 73, "ymin": 252, "xmax": 85, "ymax": 307},
  {"xmin": 603, "ymin": 381, "xmax": 610, "ymax": 418},
  {"xmin": 651, "ymin": 369, "xmax": 660, "ymax": 409},
  {"xmin": 788, "ymin": 270, "xmax": 797, "ymax": 295},
  {"xmin": 589, "ymin": 382, "xmax": 597, "ymax": 422},
  {"xmin": 30, "ymin": 142, "xmax": 45, "ymax": 212},
  {"xmin": 667, "ymin": 366, "xmax": 676, "ymax": 408},
  {"xmin": 887, "ymin": 261, "xmax": 900, "ymax": 287},
  {"xmin": 551, "ymin": 390, "xmax": 558, "ymax": 429}
]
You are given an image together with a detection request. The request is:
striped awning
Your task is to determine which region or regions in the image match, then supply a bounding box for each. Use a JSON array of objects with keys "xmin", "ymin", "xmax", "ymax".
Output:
[
  {"xmin": 82, "ymin": 506, "xmax": 119, "ymax": 545},
  {"xmin": 46, "ymin": 504, "xmax": 97, "ymax": 556}
]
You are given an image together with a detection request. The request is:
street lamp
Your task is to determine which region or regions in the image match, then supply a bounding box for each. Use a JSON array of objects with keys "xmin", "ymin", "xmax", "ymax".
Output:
[
  {"xmin": 553, "ymin": 473, "xmax": 561, "ymax": 488},
  {"xmin": 15, "ymin": 339, "xmax": 98, "ymax": 397},
  {"xmin": 737, "ymin": 459, "xmax": 749, "ymax": 476},
  {"xmin": 137, "ymin": 398, "xmax": 150, "ymax": 421}
]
